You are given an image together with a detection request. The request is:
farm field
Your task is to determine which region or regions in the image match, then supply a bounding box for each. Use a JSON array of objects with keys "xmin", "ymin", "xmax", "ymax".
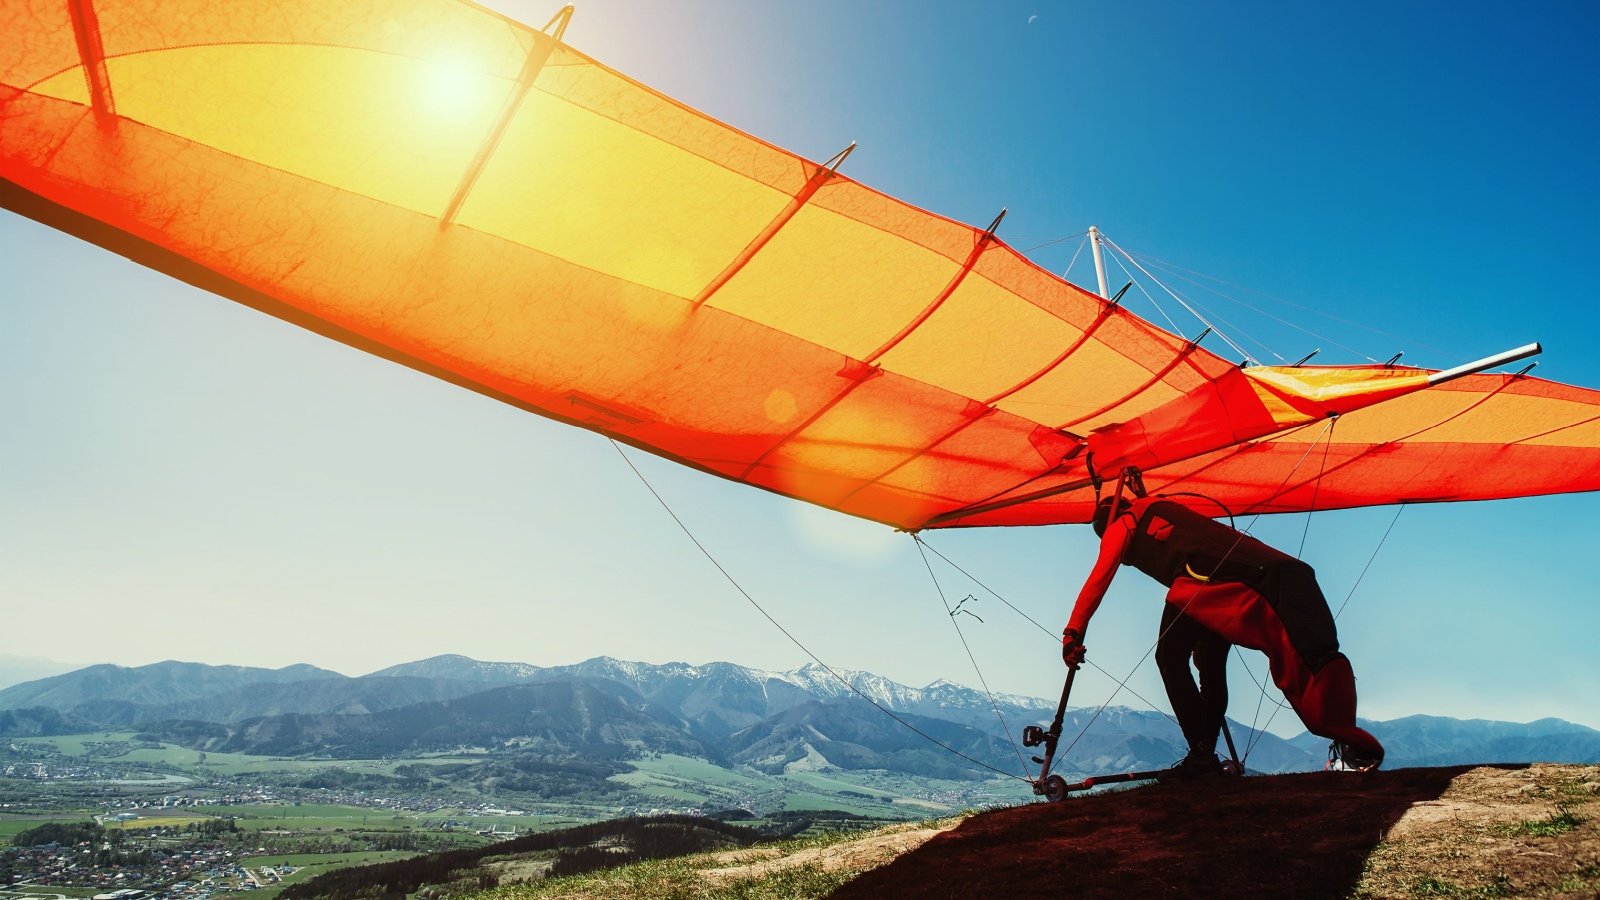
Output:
[
  {"xmin": 0, "ymin": 886, "xmax": 105, "ymax": 898},
  {"xmin": 105, "ymin": 814, "xmax": 215, "ymax": 830},
  {"xmin": 6, "ymin": 730, "xmax": 1028, "ymax": 845},
  {"xmin": 230, "ymin": 850, "xmax": 418, "ymax": 900},
  {"xmin": 0, "ymin": 815, "xmax": 93, "ymax": 844},
  {"xmin": 605, "ymin": 754, "xmax": 976, "ymax": 819},
  {"xmin": 13, "ymin": 735, "xmax": 484, "ymax": 779}
]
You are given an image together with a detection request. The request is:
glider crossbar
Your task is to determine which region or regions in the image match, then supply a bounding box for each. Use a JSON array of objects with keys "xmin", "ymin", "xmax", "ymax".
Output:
[{"xmin": 1427, "ymin": 343, "xmax": 1540, "ymax": 385}]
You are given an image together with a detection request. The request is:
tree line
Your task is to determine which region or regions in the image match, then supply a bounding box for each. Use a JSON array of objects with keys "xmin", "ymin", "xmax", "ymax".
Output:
[{"xmin": 10, "ymin": 821, "xmax": 104, "ymax": 847}]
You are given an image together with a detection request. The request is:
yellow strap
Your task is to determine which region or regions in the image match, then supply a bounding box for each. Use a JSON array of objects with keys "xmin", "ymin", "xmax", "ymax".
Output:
[{"xmin": 1185, "ymin": 562, "xmax": 1212, "ymax": 583}]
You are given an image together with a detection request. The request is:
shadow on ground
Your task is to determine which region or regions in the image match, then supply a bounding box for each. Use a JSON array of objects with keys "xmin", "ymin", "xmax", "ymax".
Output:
[{"xmin": 832, "ymin": 765, "xmax": 1512, "ymax": 899}]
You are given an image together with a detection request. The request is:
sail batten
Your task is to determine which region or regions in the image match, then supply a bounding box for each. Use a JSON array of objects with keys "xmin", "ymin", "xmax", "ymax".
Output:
[{"xmin": 5, "ymin": 0, "xmax": 1598, "ymax": 531}]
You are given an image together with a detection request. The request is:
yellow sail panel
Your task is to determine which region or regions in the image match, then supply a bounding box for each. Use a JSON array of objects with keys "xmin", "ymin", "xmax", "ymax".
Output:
[
  {"xmin": 5, "ymin": 0, "xmax": 1599, "ymax": 532},
  {"xmin": 457, "ymin": 87, "xmax": 796, "ymax": 300}
]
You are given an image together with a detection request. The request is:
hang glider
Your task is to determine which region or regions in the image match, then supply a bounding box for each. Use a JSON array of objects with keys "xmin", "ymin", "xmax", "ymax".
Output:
[{"xmin": 5, "ymin": 0, "xmax": 1599, "ymax": 530}]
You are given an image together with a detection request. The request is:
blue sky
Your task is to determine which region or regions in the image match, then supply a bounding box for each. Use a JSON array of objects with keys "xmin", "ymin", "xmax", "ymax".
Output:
[{"xmin": 3, "ymin": 0, "xmax": 1597, "ymax": 740}]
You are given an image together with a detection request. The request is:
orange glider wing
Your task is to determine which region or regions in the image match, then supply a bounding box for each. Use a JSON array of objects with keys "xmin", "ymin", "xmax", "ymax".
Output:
[{"xmin": 5, "ymin": 0, "xmax": 1598, "ymax": 529}]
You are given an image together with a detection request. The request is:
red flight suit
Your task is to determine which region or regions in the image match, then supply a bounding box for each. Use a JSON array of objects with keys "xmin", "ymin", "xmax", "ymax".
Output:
[{"xmin": 1069, "ymin": 495, "xmax": 1384, "ymax": 765}]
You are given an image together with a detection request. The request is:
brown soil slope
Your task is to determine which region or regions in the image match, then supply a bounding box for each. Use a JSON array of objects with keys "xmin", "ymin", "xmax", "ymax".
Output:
[{"xmin": 831, "ymin": 764, "xmax": 1599, "ymax": 899}]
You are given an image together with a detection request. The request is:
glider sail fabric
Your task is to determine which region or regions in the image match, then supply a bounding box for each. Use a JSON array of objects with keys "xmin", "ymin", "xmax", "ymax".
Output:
[{"xmin": 5, "ymin": 0, "xmax": 1599, "ymax": 530}]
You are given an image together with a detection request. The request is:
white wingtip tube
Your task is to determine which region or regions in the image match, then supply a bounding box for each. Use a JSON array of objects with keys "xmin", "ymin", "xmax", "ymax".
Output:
[{"xmin": 1427, "ymin": 343, "xmax": 1542, "ymax": 386}]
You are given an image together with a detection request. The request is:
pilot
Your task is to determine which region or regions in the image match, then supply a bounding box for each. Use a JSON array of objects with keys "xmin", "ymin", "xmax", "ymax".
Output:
[{"xmin": 1061, "ymin": 487, "xmax": 1384, "ymax": 775}]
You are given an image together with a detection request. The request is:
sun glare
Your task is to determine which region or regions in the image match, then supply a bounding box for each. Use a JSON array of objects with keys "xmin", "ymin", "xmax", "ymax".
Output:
[
  {"xmin": 787, "ymin": 502, "xmax": 900, "ymax": 564},
  {"xmin": 416, "ymin": 57, "xmax": 496, "ymax": 120}
]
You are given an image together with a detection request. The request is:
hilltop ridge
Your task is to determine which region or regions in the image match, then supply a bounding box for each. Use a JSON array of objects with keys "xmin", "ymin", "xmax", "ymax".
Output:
[{"xmin": 831, "ymin": 764, "xmax": 1600, "ymax": 899}]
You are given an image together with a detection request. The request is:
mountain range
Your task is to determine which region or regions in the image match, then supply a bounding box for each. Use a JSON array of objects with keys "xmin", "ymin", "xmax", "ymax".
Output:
[
  {"xmin": 3, "ymin": 655, "xmax": 1597, "ymax": 777},
  {"xmin": 0, "ymin": 654, "xmax": 80, "ymax": 691}
]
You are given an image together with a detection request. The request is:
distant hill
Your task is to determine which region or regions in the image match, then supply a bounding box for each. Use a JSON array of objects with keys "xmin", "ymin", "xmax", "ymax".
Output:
[
  {"xmin": 723, "ymin": 698, "xmax": 1020, "ymax": 779},
  {"xmin": 373, "ymin": 656, "xmax": 1056, "ymax": 745},
  {"xmin": 365, "ymin": 654, "xmax": 542, "ymax": 683},
  {"xmin": 0, "ymin": 666, "xmax": 494, "ymax": 728},
  {"xmin": 0, "ymin": 660, "xmax": 341, "ymax": 713},
  {"xmin": 1288, "ymin": 714, "xmax": 1600, "ymax": 768},
  {"xmin": 142, "ymin": 675, "xmax": 495, "ymax": 725},
  {"xmin": 0, "ymin": 654, "xmax": 79, "ymax": 691},
  {"xmin": 147, "ymin": 679, "xmax": 708, "ymax": 759}
]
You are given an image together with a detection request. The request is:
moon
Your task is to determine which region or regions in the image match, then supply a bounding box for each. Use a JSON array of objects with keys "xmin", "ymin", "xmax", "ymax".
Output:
[{"xmin": 1028, "ymin": 14, "xmax": 1038, "ymax": 24}]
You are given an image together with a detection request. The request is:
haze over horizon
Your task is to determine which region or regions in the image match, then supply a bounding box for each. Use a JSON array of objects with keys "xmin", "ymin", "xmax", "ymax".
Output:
[
  {"xmin": 4, "ymin": 1, "xmax": 1598, "ymax": 742},
  {"xmin": 4, "ymin": 649, "xmax": 1596, "ymax": 738}
]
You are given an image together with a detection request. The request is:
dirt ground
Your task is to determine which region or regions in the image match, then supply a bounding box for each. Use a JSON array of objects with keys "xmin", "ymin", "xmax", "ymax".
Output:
[
  {"xmin": 817, "ymin": 764, "xmax": 1599, "ymax": 899},
  {"xmin": 699, "ymin": 820, "xmax": 959, "ymax": 884},
  {"xmin": 1354, "ymin": 764, "xmax": 1599, "ymax": 898}
]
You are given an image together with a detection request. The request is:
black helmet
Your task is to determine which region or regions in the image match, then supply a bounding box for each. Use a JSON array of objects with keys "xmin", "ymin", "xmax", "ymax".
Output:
[{"xmin": 1092, "ymin": 495, "xmax": 1132, "ymax": 537}]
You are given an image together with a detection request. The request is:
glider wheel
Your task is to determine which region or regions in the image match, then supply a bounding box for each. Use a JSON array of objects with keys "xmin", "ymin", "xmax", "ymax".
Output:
[
  {"xmin": 1042, "ymin": 774, "xmax": 1070, "ymax": 802},
  {"xmin": 1221, "ymin": 759, "xmax": 1244, "ymax": 777}
]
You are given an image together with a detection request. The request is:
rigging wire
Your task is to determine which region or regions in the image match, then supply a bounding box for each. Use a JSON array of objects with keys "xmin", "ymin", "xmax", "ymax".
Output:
[
  {"xmin": 1133, "ymin": 256, "xmax": 1374, "ymax": 364},
  {"xmin": 913, "ymin": 536, "xmax": 1182, "ymax": 729},
  {"xmin": 1165, "ymin": 292, "xmax": 1288, "ymax": 365},
  {"xmin": 1061, "ymin": 235, "xmax": 1090, "ymax": 283},
  {"xmin": 1101, "ymin": 235, "xmax": 1258, "ymax": 365},
  {"xmin": 1232, "ymin": 649, "xmax": 1294, "ymax": 722},
  {"xmin": 1242, "ymin": 502, "xmax": 1407, "ymax": 757},
  {"xmin": 1102, "ymin": 241, "xmax": 1182, "ymax": 333},
  {"xmin": 1100, "ymin": 235, "xmax": 1283, "ymax": 365},
  {"xmin": 1100, "ymin": 240, "xmax": 1281, "ymax": 364},
  {"xmin": 1297, "ymin": 417, "xmax": 1338, "ymax": 558},
  {"xmin": 912, "ymin": 535, "xmax": 1034, "ymax": 778},
  {"xmin": 1334, "ymin": 504, "xmax": 1407, "ymax": 623},
  {"xmin": 1021, "ymin": 228, "xmax": 1091, "ymax": 254},
  {"xmin": 1122, "ymin": 249, "xmax": 1444, "ymax": 360},
  {"xmin": 1243, "ymin": 416, "xmax": 1339, "ymax": 758},
  {"xmin": 605, "ymin": 438, "xmax": 1029, "ymax": 782}
]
